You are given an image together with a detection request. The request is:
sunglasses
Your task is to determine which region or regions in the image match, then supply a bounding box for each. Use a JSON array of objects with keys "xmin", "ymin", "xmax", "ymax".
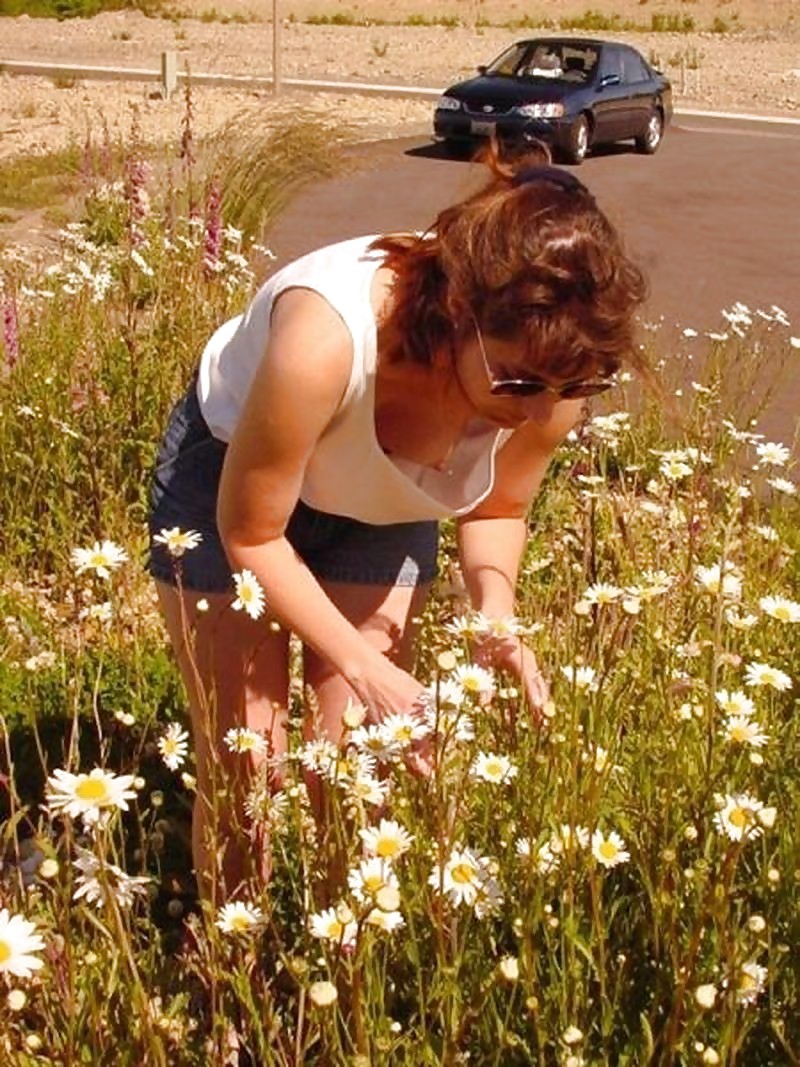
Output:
[{"xmin": 472, "ymin": 317, "xmax": 614, "ymax": 400}]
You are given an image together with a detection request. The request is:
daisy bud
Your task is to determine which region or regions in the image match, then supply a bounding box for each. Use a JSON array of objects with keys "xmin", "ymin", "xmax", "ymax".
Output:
[
  {"xmin": 747, "ymin": 914, "xmax": 766, "ymax": 934},
  {"xmin": 703, "ymin": 1050, "xmax": 720, "ymax": 1065},
  {"xmin": 375, "ymin": 885, "xmax": 401, "ymax": 913},
  {"xmin": 497, "ymin": 955, "xmax": 519, "ymax": 982},
  {"xmin": 767, "ymin": 867, "xmax": 780, "ymax": 884},
  {"xmin": 562, "ymin": 1025, "xmax": 584, "ymax": 1046},
  {"xmin": 757, "ymin": 806, "xmax": 777, "ymax": 828},
  {"xmin": 39, "ymin": 858, "xmax": 59, "ymax": 879},
  {"xmin": 342, "ymin": 699, "xmax": 367, "ymax": 730},
  {"xmin": 308, "ymin": 980, "xmax": 338, "ymax": 1008},
  {"xmin": 7, "ymin": 989, "xmax": 26, "ymax": 1011},
  {"xmin": 436, "ymin": 650, "xmax": 458, "ymax": 671},
  {"xmin": 694, "ymin": 984, "xmax": 717, "ymax": 1009}
]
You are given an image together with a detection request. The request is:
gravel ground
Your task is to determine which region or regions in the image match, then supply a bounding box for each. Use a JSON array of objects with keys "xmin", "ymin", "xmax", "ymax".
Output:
[{"xmin": 1, "ymin": 12, "xmax": 799, "ymax": 163}]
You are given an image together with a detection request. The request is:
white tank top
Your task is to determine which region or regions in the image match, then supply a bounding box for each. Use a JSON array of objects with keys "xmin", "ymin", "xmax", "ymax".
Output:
[{"xmin": 197, "ymin": 236, "xmax": 511, "ymax": 524}]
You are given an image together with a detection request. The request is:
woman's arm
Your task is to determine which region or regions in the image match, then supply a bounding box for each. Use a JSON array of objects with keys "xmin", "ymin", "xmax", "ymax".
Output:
[
  {"xmin": 456, "ymin": 400, "xmax": 585, "ymax": 712},
  {"xmin": 217, "ymin": 288, "xmax": 423, "ymax": 719},
  {"xmin": 457, "ymin": 399, "xmax": 585, "ymax": 613}
]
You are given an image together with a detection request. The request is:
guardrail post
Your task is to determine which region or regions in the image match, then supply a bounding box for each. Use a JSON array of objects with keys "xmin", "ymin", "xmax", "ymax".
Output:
[{"xmin": 161, "ymin": 50, "xmax": 177, "ymax": 99}]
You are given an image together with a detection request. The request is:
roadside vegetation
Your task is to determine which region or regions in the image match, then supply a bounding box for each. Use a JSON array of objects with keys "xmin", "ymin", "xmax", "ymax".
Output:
[{"xmin": 1, "ymin": 91, "xmax": 799, "ymax": 1063}]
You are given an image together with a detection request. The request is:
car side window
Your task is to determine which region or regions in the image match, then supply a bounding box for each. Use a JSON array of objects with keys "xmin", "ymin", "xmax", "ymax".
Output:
[
  {"xmin": 600, "ymin": 48, "xmax": 623, "ymax": 82},
  {"xmin": 622, "ymin": 49, "xmax": 649, "ymax": 84}
]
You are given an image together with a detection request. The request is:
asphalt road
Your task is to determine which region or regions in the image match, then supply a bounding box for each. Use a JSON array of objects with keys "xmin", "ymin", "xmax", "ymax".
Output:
[{"xmin": 267, "ymin": 113, "xmax": 800, "ymax": 443}]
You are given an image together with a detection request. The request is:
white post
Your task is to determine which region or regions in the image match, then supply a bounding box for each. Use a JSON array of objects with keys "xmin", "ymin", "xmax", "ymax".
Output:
[
  {"xmin": 161, "ymin": 50, "xmax": 177, "ymax": 100},
  {"xmin": 272, "ymin": 0, "xmax": 282, "ymax": 95}
]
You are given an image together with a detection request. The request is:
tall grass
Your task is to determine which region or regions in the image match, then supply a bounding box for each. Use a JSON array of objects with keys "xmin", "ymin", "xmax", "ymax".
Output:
[{"xmin": 0, "ymin": 111, "xmax": 798, "ymax": 1064}]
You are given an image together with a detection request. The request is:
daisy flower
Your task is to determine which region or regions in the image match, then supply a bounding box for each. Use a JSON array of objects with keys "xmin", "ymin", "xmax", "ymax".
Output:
[
  {"xmin": 591, "ymin": 829, "xmax": 630, "ymax": 868},
  {"xmin": 755, "ymin": 441, "xmax": 790, "ymax": 467},
  {"xmin": 582, "ymin": 583, "xmax": 623, "ymax": 606},
  {"xmin": 349, "ymin": 724, "xmax": 397, "ymax": 761},
  {"xmin": 723, "ymin": 716, "xmax": 768, "ymax": 748},
  {"xmin": 759, "ymin": 595, "xmax": 800, "ymax": 623},
  {"xmin": 71, "ymin": 539, "xmax": 128, "ymax": 580},
  {"xmin": 364, "ymin": 908, "xmax": 405, "ymax": 933},
  {"xmin": 724, "ymin": 607, "xmax": 759, "ymax": 631},
  {"xmin": 471, "ymin": 751, "xmax": 518, "ymax": 785},
  {"xmin": 743, "ymin": 662, "xmax": 792, "ymax": 692},
  {"xmin": 660, "ymin": 456, "xmax": 693, "ymax": 481},
  {"xmin": 735, "ymin": 961, "xmax": 768, "ymax": 1004},
  {"xmin": 231, "ymin": 569, "xmax": 266, "ymax": 620},
  {"xmin": 347, "ymin": 857, "xmax": 399, "ymax": 904},
  {"xmin": 561, "ymin": 665, "xmax": 598, "ymax": 692},
  {"xmin": 766, "ymin": 477, "xmax": 796, "ymax": 495},
  {"xmin": 157, "ymin": 722, "xmax": 190, "ymax": 770},
  {"xmin": 378, "ymin": 712, "xmax": 430, "ymax": 749},
  {"xmin": 153, "ymin": 527, "xmax": 203, "ymax": 558},
  {"xmin": 308, "ymin": 906, "xmax": 357, "ymax": 946},
  {"xmin": 215, "ymin": 900, "xmax": 264, "ymax": 935},
  {"xmin": 298, "ymin": 738, "xmax": 339, "ymax": 776},
  {"xmin": 429, "ymin": 847, "xmax": 503, "ymax": 916},
  {"xmin": 72, "ymin": 848, "xmax": 151, "ymax": 909},
  {"xmin": 359, "ymin": 819, "xmax": 414, "ymax": 861},
  {"xmin": 713, "ymin": 793, "xmax": 765, "ymax": 842},
  {"xmin": 474, "ymin": 613, "xmax": 523, "ymax": 638},
  {"xmin": 46, "ymin": 767, "xmax": 136, "ymax": 826},
  {"xmin": 0, "ymin": 909, "xmax": 46, "ymax": 979},
  {"xmin": 551, "ymin": 824, "xmax": 590, "ymax": 853},
  {"xmin": 224, "ymin": 727, "xmax": 268, "ymax": 756},
  {"xmin": 694, "ymin": 562, "xmax": 742, "ymax": 599},
  {"xmin": 340, "ymin": 772, "xmax": 388, "ymax": 808},
  {"xmin": 715, "ymin": 689, "xmax": 756, "ymax": 717},
  {"xmin": 451, "ymin": 663, "xmax": 495, "ymax": 704}
]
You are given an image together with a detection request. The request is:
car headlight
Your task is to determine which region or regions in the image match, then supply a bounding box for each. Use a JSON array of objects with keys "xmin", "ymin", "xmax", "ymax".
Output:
[
  {"xmin": 435, "ymin": 96, "xmax": 462, "ymax": 112},
  {"xmin": 515, "ymin": 102, "xmax": 565, "ymax": 119}
]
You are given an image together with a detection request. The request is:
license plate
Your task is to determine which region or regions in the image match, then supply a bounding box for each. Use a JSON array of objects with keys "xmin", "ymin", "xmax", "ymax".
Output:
[{"xmin": 470, "ymin": 119, "xmax": 495, "ymax": 135}]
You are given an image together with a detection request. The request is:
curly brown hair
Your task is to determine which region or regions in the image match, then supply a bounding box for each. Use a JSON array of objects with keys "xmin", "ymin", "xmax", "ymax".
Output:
[{"xmin": 370, "ymin": 141, "xmax": 648, "ymax": 383}]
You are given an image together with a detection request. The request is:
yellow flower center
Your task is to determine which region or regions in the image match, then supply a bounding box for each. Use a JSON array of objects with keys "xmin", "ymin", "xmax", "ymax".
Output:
[
  {"xmin": 729, "ymin": 725, "xmax": 748, "ymax": 743},
  {"xmin": 450, "ymin": 862, "xmax": 477, "ymax": 885},
  {"xmin": 485, "ymin": 760, "xmax": 503, "ymax": 778},
  {"xmin": 75, "ymin": 778, "xmax": 110, "ymax": 803},
  {"xmin": 729, "ymin": 807, "xmax": 749, "ymax": 828},
  {"xmin": 394, "ymin": 726, "xmax": 413, "ymax": 743},
  {"xmin": 462, "ymin": 678, "xmax": 480, "ymax": 692},
  {"xmin": 376, "ymin": 838, "xmax": 399, "ymax": 859},
  {"xmin": 230, "ymin": 915, "xmax": 252, "ymax": 932},
  {"xmin": 364, "ymin": 875, "xmax": 384, "ymax": 893},
  {"xmin": 89, "ymin": 552, "xmax": 110, "ymax": 568},
  {"xmin": 599, "ymin": 840, "xmax": 619, "ymax": 860},
  {"xmin": 328, "ymin": 920, "xmax": 343, "ymax": 938},
  {"xmin": 739, "ymin": 972, "xmax": 756, "ymax": 991},
  {"xmin": 0, "ymin": 939, "xmax": 11, "ymax": 964}
]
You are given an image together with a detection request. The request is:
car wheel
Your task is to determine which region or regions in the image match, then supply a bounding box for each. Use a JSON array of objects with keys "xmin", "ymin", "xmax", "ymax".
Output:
[
  {"xmin": 636, "ymin": 110, "xmax": 663, "ymax": 155},
  {"xmin": 441, "ymin": 138, "xmax": 470, "ymax": 159},
  {"xmin": 564, "ymin": 115, "xmax": 590, "ymax": 165}
]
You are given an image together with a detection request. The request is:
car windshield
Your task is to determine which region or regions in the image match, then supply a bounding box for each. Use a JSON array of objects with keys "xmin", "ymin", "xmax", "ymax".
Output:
[{"xmin": 485, "ymin": 41, "xmax": 600, "ymax": 85}]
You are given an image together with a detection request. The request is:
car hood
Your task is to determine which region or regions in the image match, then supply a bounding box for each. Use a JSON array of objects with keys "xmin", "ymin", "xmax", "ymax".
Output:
[{"xmin": 444, "ymin": 75, "xmax": 571, "ymax": 106}]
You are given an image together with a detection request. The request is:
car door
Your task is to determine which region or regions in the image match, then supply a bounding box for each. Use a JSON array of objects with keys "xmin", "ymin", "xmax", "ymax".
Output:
[
  {"xmin": 592, "ymin": 46, "xmax": 630, "ymax": 141},
  {"xmin": 619, "ymin": 48, "xmax": 657, "ymax": 139}
]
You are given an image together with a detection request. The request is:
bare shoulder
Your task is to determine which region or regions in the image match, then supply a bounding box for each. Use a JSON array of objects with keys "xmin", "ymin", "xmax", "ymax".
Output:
[{"xmin": 265, "ymin": 286, "xmax": 354, "ymax": 400}]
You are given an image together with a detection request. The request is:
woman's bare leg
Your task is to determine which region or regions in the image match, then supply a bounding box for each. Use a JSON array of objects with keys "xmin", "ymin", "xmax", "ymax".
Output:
[
  {"xmin": 155, "ymin": 580, "xmax": 291, "ymax": 902},
  {"xmin": 303, "ymin": 580, "xmax": 430, "ymax": 743}
]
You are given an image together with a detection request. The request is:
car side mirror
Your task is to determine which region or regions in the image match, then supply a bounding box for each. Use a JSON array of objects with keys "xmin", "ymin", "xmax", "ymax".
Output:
[
  {"xmin": 598, "ymin": 73, "xmax": 622, "ymax": 88},
  {"xmin": 477, "ymin": 64, "xmax": 487, "ymax": 75}
]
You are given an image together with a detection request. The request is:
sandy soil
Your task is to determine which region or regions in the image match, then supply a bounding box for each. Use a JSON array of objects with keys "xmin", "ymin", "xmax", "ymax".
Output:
[{"xmin": 1, "ymin": 6, "xmax": 799, "ymax": 166}]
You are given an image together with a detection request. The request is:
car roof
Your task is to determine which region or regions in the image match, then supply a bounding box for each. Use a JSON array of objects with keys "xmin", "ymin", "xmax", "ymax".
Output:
[{"xmin": 513, "ymin": 37, "xmax": 614, "ymax": 49}]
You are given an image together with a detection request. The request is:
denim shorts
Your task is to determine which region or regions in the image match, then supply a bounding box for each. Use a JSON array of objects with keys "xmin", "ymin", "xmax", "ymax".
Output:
[{"xmin": 147, "ymin": 378, "xmax": 439, "ymax": 593}]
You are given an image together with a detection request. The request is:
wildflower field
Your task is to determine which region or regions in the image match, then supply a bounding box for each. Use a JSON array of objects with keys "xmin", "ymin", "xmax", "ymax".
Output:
[{"xmin": 0, "ymin": 114, "xmax": 799, "ymax": 1067}]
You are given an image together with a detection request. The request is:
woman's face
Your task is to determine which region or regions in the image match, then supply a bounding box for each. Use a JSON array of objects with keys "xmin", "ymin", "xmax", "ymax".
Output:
[{"xmin": 453, "ymin": 326, "xmax": 597, "ymax": 429}]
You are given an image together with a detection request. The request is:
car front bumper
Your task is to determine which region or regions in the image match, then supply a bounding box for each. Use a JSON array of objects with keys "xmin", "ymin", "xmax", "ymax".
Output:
[{"xmin": 433, "ymin": 110, "xmax": 573, "ymax": 150}]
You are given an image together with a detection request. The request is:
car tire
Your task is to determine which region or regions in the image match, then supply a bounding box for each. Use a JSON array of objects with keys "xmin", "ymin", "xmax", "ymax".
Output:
[
  {"xmin": 635, "ymin": 109, "xmax": 663, "ymax": 155},
  {"xmin": 563, "ymin": 115, "xmax": 590, "ymax": 165},
  {"xmin": 440, "ymin": 138, "xmax": 470, "ymax": 159}
]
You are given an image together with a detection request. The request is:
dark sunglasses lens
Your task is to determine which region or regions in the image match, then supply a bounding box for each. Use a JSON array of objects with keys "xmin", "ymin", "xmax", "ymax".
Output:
[{"xmin": 490, "ymin": 380, "xmax": 548, "ymax": 397}]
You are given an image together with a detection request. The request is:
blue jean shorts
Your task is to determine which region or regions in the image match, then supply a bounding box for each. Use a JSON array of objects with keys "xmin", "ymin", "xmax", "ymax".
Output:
[{"xmin": 147, "ymin": 378, "xmax": 439, "ymax": 594}]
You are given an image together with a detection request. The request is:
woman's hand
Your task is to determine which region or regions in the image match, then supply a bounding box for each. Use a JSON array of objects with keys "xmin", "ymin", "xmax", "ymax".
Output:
[{"xmin": 472, "ymin": 634, "xmax": 550, "ymax": 725}]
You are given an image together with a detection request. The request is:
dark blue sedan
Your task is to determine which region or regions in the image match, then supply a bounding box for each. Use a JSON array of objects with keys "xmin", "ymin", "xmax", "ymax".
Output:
[{"xmin": 433, "ymin": 37, "xmax": 672, "ymax": 164}]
